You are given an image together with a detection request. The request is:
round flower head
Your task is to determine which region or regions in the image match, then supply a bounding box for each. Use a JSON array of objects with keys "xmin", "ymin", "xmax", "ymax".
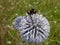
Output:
[{"xmin": 13, "ymin": 9, "xmax": 50, "ymax": 44}]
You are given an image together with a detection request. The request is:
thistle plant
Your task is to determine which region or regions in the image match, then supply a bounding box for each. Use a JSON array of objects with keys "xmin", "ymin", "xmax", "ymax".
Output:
[{"xmin": 13, "ymin": 9, "xmax": 50, "ymax": 45}]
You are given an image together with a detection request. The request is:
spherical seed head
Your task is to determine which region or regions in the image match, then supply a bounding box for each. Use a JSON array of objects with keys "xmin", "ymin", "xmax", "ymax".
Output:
[{"xmin": 13, "ymin": 12, "xmax": 50, "ymax": 44}]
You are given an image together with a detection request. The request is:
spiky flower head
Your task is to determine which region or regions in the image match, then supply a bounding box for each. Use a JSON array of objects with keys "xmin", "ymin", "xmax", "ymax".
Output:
[{"xmin": 13, "ymin": 9, "xmax": 50, "ymax": 43}]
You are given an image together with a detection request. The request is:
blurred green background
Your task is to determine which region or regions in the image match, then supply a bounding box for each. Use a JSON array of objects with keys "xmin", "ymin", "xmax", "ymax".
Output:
[{"xmin": 0, "ymin": 0, "xmax": 60, "ymax": 45}]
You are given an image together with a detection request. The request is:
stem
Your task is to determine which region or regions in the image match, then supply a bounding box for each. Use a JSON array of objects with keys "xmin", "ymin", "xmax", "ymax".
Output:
[{"xmin": 34, "ymin": 43, "xmax": 37, "ymax": 45}]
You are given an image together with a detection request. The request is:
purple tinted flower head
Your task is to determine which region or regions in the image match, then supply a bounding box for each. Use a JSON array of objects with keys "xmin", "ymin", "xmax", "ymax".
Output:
[{"xmin": 13, "ymin": 9, "xmax": 50, "ymax": 44}]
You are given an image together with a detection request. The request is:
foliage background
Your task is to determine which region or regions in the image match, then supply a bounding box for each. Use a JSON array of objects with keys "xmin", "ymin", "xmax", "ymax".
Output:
[{"xmin": 0, "ymin": 0, "xmax": 60, "ymax": 45}]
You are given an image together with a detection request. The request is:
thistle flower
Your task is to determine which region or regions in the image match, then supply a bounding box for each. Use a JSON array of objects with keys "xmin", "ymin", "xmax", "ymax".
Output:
[{"xmin": 13, "ymin": 9, "xmax": 50, "ymax": 44}]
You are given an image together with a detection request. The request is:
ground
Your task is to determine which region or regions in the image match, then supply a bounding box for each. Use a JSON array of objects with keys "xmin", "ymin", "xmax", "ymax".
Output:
[{"xmin": 0, "ymin": 0, "xmax": 60, "ymax": 45}]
